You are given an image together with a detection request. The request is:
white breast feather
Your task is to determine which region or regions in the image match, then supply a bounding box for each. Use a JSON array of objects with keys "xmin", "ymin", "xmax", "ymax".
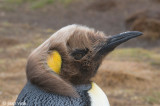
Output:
[{"xmin": 88, "ymin": 82, "xmax": 110, "ymax": 106}]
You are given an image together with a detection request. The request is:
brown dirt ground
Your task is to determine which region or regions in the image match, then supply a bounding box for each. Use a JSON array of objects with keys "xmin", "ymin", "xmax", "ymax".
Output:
[{"xmin": 0, "ymin": 0, "xmax": 160, "ymax": 106}]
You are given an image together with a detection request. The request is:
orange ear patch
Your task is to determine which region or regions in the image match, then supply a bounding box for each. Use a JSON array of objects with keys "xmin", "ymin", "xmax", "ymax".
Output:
[{"xmin": 47, "ymin": 51, "xmax": 62, "ymax": 74}]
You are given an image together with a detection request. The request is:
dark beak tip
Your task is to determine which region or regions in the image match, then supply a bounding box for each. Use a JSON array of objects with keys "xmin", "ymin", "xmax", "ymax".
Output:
[
  {"xmin": 126, "ymin": 31, "xmax": 143, "ymax": 36},
  {"xmin": 107, "ymin": 31, "xmax": 143, "ymax": 47}
]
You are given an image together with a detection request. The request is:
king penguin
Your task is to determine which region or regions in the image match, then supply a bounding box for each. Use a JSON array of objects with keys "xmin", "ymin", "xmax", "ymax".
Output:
[{"xmin": 15, "ymin": 24, "xmax": 142, "ymax": 106}]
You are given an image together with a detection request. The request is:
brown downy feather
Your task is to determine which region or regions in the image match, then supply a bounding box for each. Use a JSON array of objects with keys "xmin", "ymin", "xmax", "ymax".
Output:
[
  {"xmin": 26, "ymin": 58, "xmax": 78, "ymax": 97},
  {"xmin": 26, "ymin": 50, "xmax": 79, "ymax": 97},
  {"xmin": 26, "ymin": 26, "xmax": 80, "ymax": 97},
  {"xmin": 26, "ymin": 24, "xmax": 106, "ymax": 97}
]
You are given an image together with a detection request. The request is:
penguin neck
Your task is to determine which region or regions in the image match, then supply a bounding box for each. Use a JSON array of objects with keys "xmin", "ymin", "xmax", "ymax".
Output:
[
  {"xmin": 74, "ymin": 83, "xmax": 92, "ymax": 91},
  {"xmin": 69, "ymin": 76, "xmax": 92, "ymax": 85}
]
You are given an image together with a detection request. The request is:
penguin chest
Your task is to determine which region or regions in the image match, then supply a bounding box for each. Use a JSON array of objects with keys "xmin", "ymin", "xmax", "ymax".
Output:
[{"xmin": 88, "ymin": 82, "xmax": 110, "ymax": 106}]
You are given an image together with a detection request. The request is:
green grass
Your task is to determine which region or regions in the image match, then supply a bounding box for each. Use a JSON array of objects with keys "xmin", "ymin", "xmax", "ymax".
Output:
[
  {"xmin": 144, "ymin": 91, "xmax": 160, "ymax": 104},
  {"xmin": 5, "ymin": 0, "xmax": 24, "ymax": 4},
  {"xmin": 145, "ymin": 96, "xmax": 159, "ymax": 104},
  {"xmin": 31, "ymin": 0, "xmax": 74, "ymax": 9},
  {"xmin": 1, "ymin": 0, "xmax": 75, "ymax": 10},
  {"xmin": 31, "ymin": 0, "xmax": 55, "ymax": 9},
  {"xmin": 60, "ymin": 0, "xmax": 74, "ymax": 5},
  {"xmin": 2, "ymin": 21, "xmax": 13, "ymax": 27},
  {"xmin": 107, "ymin": 48, "xmax": 160, "ymax": 67}
]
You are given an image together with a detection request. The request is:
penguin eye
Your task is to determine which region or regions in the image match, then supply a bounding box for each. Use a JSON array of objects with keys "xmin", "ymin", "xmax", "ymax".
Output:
[
  {"xmin": 71, "ymin": 48, "xmax": 89, "ymax": 60},
  {"xmin": 74, "ymin": 53, "xmax": 83, "ymax": 60}
]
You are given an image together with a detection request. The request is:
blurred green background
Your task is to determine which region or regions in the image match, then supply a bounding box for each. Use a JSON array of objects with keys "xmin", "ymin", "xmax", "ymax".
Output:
[{"xmin": 0, "ymin": 0, "xmax": 160, "ymax": 106}]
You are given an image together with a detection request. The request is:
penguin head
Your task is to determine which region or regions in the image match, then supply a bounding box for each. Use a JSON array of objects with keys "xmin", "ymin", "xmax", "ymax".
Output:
[{"xmin": 26, "ymin": 24, "xmax": 142, "ymax": 97}]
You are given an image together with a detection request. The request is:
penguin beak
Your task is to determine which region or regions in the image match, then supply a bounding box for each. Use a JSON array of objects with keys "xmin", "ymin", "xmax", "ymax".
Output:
[
  {"xmin": 105, "ymin": 31, "xmax": 142, "ymax": 49},
  {"xmin": 95, "ymin": 31, "xmax": 143, "ymax": 57}
]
